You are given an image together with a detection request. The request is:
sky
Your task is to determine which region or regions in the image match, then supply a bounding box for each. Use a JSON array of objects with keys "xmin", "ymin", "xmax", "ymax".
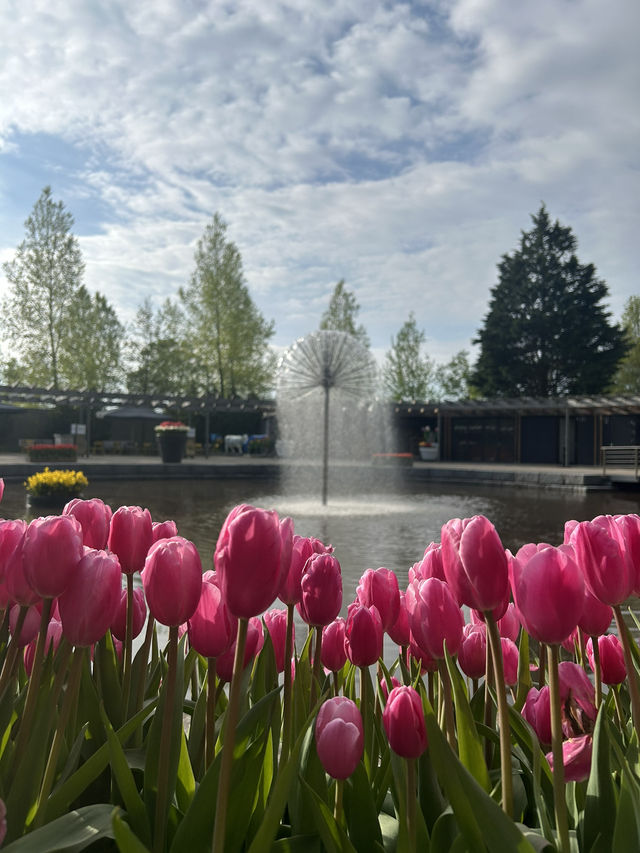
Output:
[{"xmin": 1, "ymin": 0, "xmax": 638, "ymax": 369}]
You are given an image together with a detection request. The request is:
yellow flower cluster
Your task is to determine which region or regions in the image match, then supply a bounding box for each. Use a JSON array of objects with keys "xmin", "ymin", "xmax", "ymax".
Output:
[{"xmin": 24, "ymin": 467, "xmax": 89, "ymax": 497}]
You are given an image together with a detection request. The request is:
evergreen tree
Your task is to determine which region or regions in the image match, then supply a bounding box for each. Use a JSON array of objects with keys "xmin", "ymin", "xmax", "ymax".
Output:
[
  {"xmin": 179, "ymin": 213, "xmax": 276, "ymax": 397},
  {"xmin": 319, "ymin": 279, "xmax": 370, "ymax": 348},
  {"xmin": 473, "ymin": 205, "xmax": 627, "ymax": 397},
  {"xmin": 382, "ymin": 312, "xmax": 436, "ymax": 400},
  {"xmin": 1, "ymin": 186, "xmax": 85, "ymax": 388},
  {"xmin": 612, "ymin": 296, "xmax": 640, "ymax": 394}
]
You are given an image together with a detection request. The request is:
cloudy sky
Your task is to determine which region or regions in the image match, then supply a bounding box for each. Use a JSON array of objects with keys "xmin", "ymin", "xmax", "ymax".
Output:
[{"xmin": 0, "ymin": 0, "xmax": 638, "ymax": 367}]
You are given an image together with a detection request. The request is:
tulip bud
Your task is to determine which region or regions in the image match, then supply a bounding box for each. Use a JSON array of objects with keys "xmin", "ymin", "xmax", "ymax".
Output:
[
  {"xmin": 0, "ymin": 478, "xmax": 4, "ymax": 502},
  {"xmin": 315, "ymin": 697, "xmax": 364, "ymax": 779},
  {"xmin": 24, "ymin": 618, "xmax": 63, "ymax": 675},
  {"xmin": 142, "ymin": 536, "xmax": 202, "ymax": 627},
  {"xmin": 10, "ymin": 602, "xmax": 42, "ymax": 646},
  {"xmin": 23, "ymin": 514, "xmax": 84, "ymax": 599},
  {"xmin": 380, "ymin": 675, "xmax": 402, "ymax": 702},
  {"xmin": 321, "ymin": 617, "xmax": 347, "ymax": 672},
  {"xmin": 63, "ymin": 498, "xmax": 113, "ymax": 550},
  {"xmin": 298, "ymin": 553, "xmax": 342, "ymax": 627},
  {"xmin": 586, "ymin": 634, "xmax": 626, "ymax": 685},
  {"xmin": 441, "ymin": 515, "xmax": 509, "ymax": 613},
  {"xmin": 571, "ymin": 520, "xmax": 634, "ymax": 606},
  {"xmin": 188, "ymin": 578, "xmax": 237, "ymax": 659},
  {"xmin": 151, "ymin": 519, "xmax": 178, "ymax": 542},
  {"xmin": 497, "ymin": 603, "xmax": 521, "ymax": 642},
  {"xmin": 387, "ymin": 590, "xmax": 411, "ymax": 647},
  {"xmin": 110, "ymin": 586, "xmax": 147, "ymax": 641},
  {"xmin": 0, "ymin": 519, "xmax": 36, "ymax": 606},
  {"xmin": 58, "ymin": 549, "xmax": 122, "ymax": 647},
  {"xmin": 501, "ymin": 637, "xmax": 519, "ymax": 687},
  {"xmin": 522, "ymin": 686, "xmax": 552, "ymax": 745},
  {"xmin": 410, "ymin": 577, "xmax": 464, "ymax": 660},
  {"xmin": 578, "ymin": 587, "xmax": 613, "ymax": 638},
  {"xmin": 217, "ymin": 616, "xmax": 264, "ymax": 683},
  {"xmin": 108, "ymin": 506, "xmax": 153, "ymax": 575},
  {"xmin": 382, "ymin": 685, "xmax": 428, "ymax": 758},
  {"xmin": 263, "ymin": 608, "xmax": 290, "ymax": 673},
  {"xmin": 408, "ymin": 632, "xmax": 438, "ymax": 673},
  {"xmin": 344, "ymin": 602, "xmax": 383, "ymax": 667},
  {"xmin": 409, "ymin": 542, "xmax": 445, "ymax": 584},
  {"xmin": 356, "ymin": 567, "xmax": 400, "ymax": 632},
  {"xmin": 458, "ymin": 623, "xmax": 487, "ymax": 680},
  {"xmin": 215, "ymin": 505, "xmax": 284, "ymax": 619}
]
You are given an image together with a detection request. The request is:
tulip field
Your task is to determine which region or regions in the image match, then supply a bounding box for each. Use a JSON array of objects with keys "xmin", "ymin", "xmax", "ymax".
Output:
[{"xmin": 1, "ymin": 474, "xmax": 640, "ymax": 852}]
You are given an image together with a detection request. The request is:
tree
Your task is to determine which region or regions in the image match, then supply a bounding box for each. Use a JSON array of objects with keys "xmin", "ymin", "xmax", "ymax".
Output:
[
  {"xmin": 382, "ymin": 313, "xmax": 436, "ymax": 400},
  {"xmin": 473, "ymin": 205, "xmax": 628, "ymax": 397},
  {"xmin": 2, "ymin": 186, "xmax": 85, "ymax": 388},
  {"xmin": 58, "ymin": 287, "xmax": 125, "ymax": 391},
  {"xmin": 319, "ymin": 279, "xmax": 370, "ymax": 348},
  {"xmin": 179, "ymin": 213, "xmax": 276, "ymax": 397},
  {"xmin": 611, "ymin": 296, "xmax": 640, "ymax": 393},
  {"xmin": 435, "ymin": 350, "xmax": 474, "ymax": 399}
]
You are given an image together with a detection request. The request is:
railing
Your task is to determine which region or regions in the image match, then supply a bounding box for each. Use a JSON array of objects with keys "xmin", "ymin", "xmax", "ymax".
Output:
[{"xmin": 601, "ymin": 446, "xmax": 640, "ymax": 478}]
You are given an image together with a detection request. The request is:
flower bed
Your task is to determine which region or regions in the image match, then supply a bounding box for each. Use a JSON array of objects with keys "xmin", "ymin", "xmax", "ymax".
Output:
[
  {"xmin": 27, "ymin": 443, "xmax": 77, "ymax": 463},
  {"xmin": 372, "ymin": 452, "xmax": 414, "ymax": 466},
  {"xmin": 0, "ymin": 476, "xmax": 639, "ymax": 852}
]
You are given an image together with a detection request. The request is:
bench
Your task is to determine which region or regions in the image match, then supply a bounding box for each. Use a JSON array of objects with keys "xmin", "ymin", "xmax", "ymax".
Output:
[{"xmin": 601, "ymin": 446, "xmax": 640, "ymax": 478}]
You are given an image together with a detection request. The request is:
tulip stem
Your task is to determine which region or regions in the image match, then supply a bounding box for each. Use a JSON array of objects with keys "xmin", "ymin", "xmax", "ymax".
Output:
[
  {"xmin": 406, "ymin": 757, "xmax": 417, "ymax": 853},
  {"xmin": 133, "ymin": 614, "xmax": 156, "ymax": 747},
  {"xmin": 334, "ymin": 778, "xmax": 344, "ymax": 826},
  {"xmin": 613, "ymin": 606, "xmax": 640, "ymax": 742},
  {"xmin": 34, "ymin": 646, "xmax": 85, "ymax": 828},
  {"xmin": 310, "ymin": 626, "xmax": 323, "ymax": 708},
  {"xmin": 122, "ymin": 573, "xmax": 135, "ymax": 720},
  {"xmin": 436, "ymin": 658, "xmax": 456, "ymax": 751},
  {"xmin": 485, "ymin": 614, "xmax": 513, "ymax": 818},
  {"xmin": 13, "ymin": 598, "xmax": 53, "ymax": 766},
  {"xmin": 0, "ymin": 605, "xmax": 27, "ymax": 698},
  {"xmin": 212, "ymin": 617, "xmax": 248, "ymax": 853},
  {"xmin": 547, "ymin": 644, "xmax": 570, "ymax": 853},
  {"xmin": 280, "ymin": 603, "xmax": 294, "ymax": 766},
  {"xmin": 206, "ymin": 656, "xmax": 217, "ymax": 769},
  {"xmin": 153, "ymin": 624, "xmax": 178, "ymax": 853},
  {"xmin": 591, "ymin": 636, "xmax": 603, "ymax": 708}
]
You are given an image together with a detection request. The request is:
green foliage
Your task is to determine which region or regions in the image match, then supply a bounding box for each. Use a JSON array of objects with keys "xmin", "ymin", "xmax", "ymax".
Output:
[
  {"xmin": 319, "ymin": 279, "xmax": 370, "ymax": 348},
  {"xmin": 473, "ymin": 205, "xmax": 628, "ymax": 397},
  {"xmin": 611, "ymin": 295, "xmax": 640, "ymax": 394},
  {"xmin": 435, "ymin": 350, "xmax": 475, "ymax": 400},
  {"xmin": 382, "ymin": 312, "xmax": 436, "ymax": 401}
]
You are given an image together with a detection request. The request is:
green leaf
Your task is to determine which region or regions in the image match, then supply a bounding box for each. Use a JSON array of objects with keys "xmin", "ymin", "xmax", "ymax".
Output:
[
  {"xmin": 112, "ymin": 810, "xmax": 153, "ymax": 853},
  {"xmin": 444, "ymin": 649, "xmax": 490, "ymax": 792},
  {"xmin": 176, "ymin": 727, "xmax": 196, "ymax": 814},
  {"xmin": 612, "ymin": 766, "xmax": 640, "ymax": 852},
  {"xmin": 344, "ymin": 761, "xmax": 384, "ymax": 851},
  {"xmin": 288, "ymin": 726, "xmax": 328, "ymax": 837},
  {"xmin": 431, "ymin": 811, "xmax": 461, "ymax": 853},
  {"xmin": 94, "ymin": 633, "xmax": 122, "ymax": 728},
  {"xmin": 581, "ymin": 709, "xmax": 616, "ymax": 853},
  {"xmin": 271, "ymin": 835, "xmax": 322, "ymax": 852},
  {"xmin": 2, "ymin": 804, "xmax": 116, "ymax": 853},
  {"xmin": 513, "ymin": 631, "xmax": 532, "ymax": 712},
  {"xmin": 299, "ymin": 777, "xmax": 357, "ymax": 853},
  {"xmin": 100, "ymin": 703, "xmax": 151, "ymax": 848},
  {"xmin": 44, "ymin": 698, "xmax": 158, "ymax": 823},
  {"xmin": 378, "ymin": 812, "xmax": 399, "ymax": 852}
]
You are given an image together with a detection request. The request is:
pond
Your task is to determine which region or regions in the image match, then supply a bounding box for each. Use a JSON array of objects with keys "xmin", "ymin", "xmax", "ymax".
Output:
[{"xmin": 3, "ymin": 475, "xmax": 639, "ymax": 609}]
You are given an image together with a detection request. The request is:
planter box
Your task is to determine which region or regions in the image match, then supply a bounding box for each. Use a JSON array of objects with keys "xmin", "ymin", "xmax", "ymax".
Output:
[
  {"xmin": 419, "ymin": 445, "xmax": 439, "ymax": 461},
  {"xmin": 157, "ymin": 431, "xmax": 188, "ymax": 463},
  {"xmin": 27, "ymin": 444, "xmax": 78, "ymax": 463}
]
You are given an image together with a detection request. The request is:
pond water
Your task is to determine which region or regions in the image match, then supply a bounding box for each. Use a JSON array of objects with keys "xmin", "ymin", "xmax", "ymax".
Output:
[{"xmin": 3, "ymin": 476, "xmax": 639, "ymax": 611}]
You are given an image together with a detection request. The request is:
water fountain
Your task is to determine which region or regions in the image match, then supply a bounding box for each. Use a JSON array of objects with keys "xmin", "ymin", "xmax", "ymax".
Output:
[{"xmin": 276, "ymin": 330, "xmax": 383, "ymax": 505}]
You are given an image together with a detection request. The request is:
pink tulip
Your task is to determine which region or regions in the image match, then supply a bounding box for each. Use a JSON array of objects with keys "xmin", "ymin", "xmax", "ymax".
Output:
[
  {"xmin": 546, "ymin": 735, "xmax": 592, "ymax": 783},
  {"xmin": 0, "ymin": 478, "xmax": 4, "ymax": 502},
  {"xmin": 380, "ymin": 675, "xmax": 402, "ymax": 702},
  {"xmin": 298, "ymin": 553, "xmax": 342, "ymax": 627},
  {"xmin": 501, "ymin": 637, "xmax": 519, "ymax": 686},
  {"xmin": 558, "ymin": 661, "xmax": 598, "ymax": 731},
  {"xmin": 263, "ymin": 608, "xmax": 290, "ymax": 673},
  {"xmin": 387, "ymin": 590, "xmax": 411, "ymax": 647},
  {"xmin": 58, "ymin": 549, "xmax": 122, "ymax": 647},
  {"xmin": 108, "ymin": 506, "xmax": 153, "ymax": 575},
  {"xmin": 615, "ymin": 514, "xmax": 640, "ymax": 592},
  {"xmin": 321, "ymin": 617, "xmax": 347, "ymax": 672},
  {"xmin": 586, "ymin": 634, "xmax": 626, "ymax": 685},
  {"xmin": 151, "ymin": 519, "xmax": 178, "ymax": 542},
  {"xmin": 215, "ymin": 505, "xmax": 285, "ymax": 619},
  {"xmin": 441, "ymin": 515, "xmax": 509, "ymax": 613},
  {"xmin": 24, "ymin": 618, "xmax": 63, "ymax": 675},
  {"xmin": 409, "ymin": 542, "xmax": 446, "ymax": 583},
  {"xmin": 0, "ymin": 519, "xmax": 36, "ymax": 606},
  {"xmin": 216, "ymin": 616, "xmax": 264, "ymax": 683},
  {"xmin": 22, "ymin": 515, "xmax": 84, "ymax": 599},
  {"xmin": 410, "ymin": 577, "xmax": 464, "ymax": 660},
  {"xmin": 356, "ymin": 567, "xmax": 400, "ymax": 632},
  {"xmin": 578, "ymin": 587, "xmax": 613, "ymax": 638},
  {"xmin": 498, "ymin": 603, "xmax": 521, "ymax": 642},
  {"xmin": 188, "ymin": 578, "xmax": 237, "ymax": 659},
  {"xmin": 571, "ymin": 520, "xmax": 634, "ymax": 606},
  {"xmin": 142, "ymin": 536, "xmax": 202, "ymax": 627},
  {"xmin": 382, "ymin": 685, "xmax": 428, "ymax": 758},
  {"xmin": 344, "ymin": 602, "xmax": 383, "ymax": 667},
  {"xmin": 511, "ymin": 545, "xmax": 584, "ymax": 645},
  {"xmin": 522, "ymin": 686, "xmax": 552, "ymax": 745},
  {"xmin": 63, "ymin": 498, "xmax": 113, "ymax": 550},
  {"xmin": 110, "ymin": 586, "xmax": 147, "ymax": 641},
  {"xmin": 458, "ymin": 623, "xmax": 487, "ymax": 680},
  {"xmin": 10, "ymin": 602, "xmax": 42, "ymax": 646},
  {"xmin": 278, "ymin": 534, "xmax": 328, "ymax": 605},
  {"xmin": 315, "ymin": 697, "xmax": 364, "ymax": 779},
  {"xmin": 408, "ymin": 633, "xmax": 438, "ymax": 673}
]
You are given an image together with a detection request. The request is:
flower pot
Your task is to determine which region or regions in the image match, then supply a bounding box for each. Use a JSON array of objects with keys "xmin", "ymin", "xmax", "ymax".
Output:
[
  {"xmin": 157, "ymin": 431, "xmax": 188, "ymax": 463},
  {"xmin": 26, "ymin": 492, "xmax": 82, "ymax": 510},
  {"xmin": 419, "ymin": 445, "xmax": 439, "ymax": 461}
]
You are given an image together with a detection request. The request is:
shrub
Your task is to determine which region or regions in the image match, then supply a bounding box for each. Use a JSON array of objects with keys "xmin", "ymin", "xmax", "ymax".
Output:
[{"xmin": 27, "ymin": 444, "xmax": 78, "ymax": 462}]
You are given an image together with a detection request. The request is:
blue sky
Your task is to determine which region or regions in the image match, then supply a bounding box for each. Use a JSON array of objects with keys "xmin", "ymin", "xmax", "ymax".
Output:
[{"xmin": 1, "ymin": 0, "xmax": 638, "ymax": 367}]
